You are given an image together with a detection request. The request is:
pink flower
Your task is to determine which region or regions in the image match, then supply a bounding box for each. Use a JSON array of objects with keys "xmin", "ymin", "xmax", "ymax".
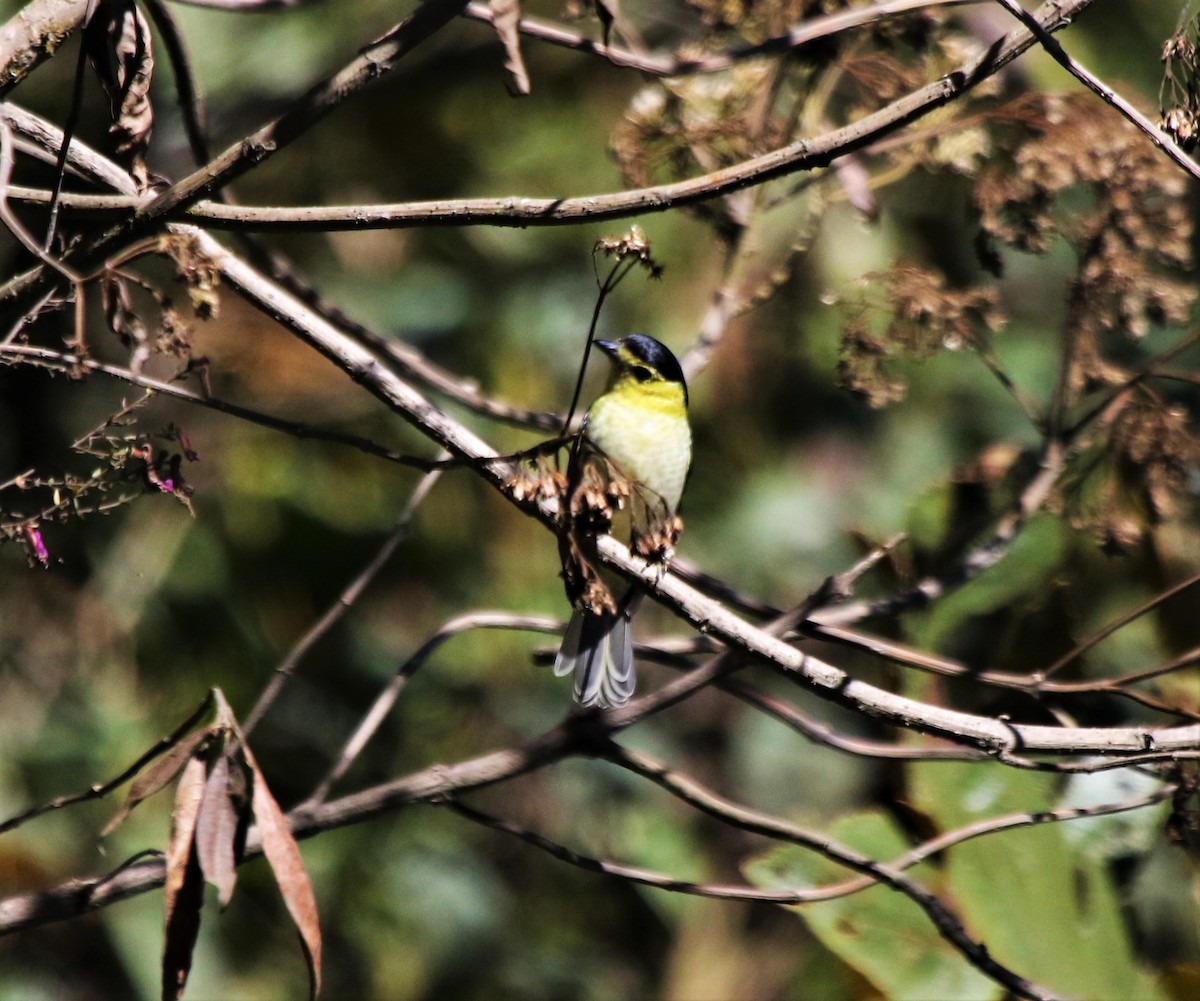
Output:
[{"xmin": 25, "ymin": 524, "xmax": 49, "ymax": 567}]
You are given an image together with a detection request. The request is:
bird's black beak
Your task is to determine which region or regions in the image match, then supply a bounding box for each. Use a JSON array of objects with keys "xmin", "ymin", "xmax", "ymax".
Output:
[{"xmin": 595, "ymin": 339, "xmax": 619, "ymax": 359}]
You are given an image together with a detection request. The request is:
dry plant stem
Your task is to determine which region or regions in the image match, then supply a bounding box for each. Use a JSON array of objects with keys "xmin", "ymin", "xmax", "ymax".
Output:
[
  {"xmin": 1066, "ymin": 327, "xmax": 1200, "ymax": 442},
  {"xmin": 562, "ymin": 255, "xmax": 639, "ymax": 434},
  {"xmin": 1084, "ymin": 644, "xmax": 1200, "ymax": 691},
  {"xmin": 808, "ymin": 783, "xmax": 1173, "ymax": 901},
  {"xmin": 605, "ymin": 743, "xmax": 1065, "ymax": 1001},
  {"xmin": 462, "ymin": 0, "xmax": 984, "ymax": 77},
  {"xmin": 0, "ymin": 105, "xmax": 139, "ymax": 195},
  {"xmin": 241, "ymin": 463, "xmax": 448, "ymax": 737},
  {"xmin": 990, "ymin": 0, "xmax": 1200, "ymax": 182},
  {"xmin": 0, "ymin": 0, "xmax": 1098, "ymax": 251},
  {"xmin": 141, "ymin": 0, "xmax": 211, "ymax": 167},
  {"xmin": 816, "ymin": 438, "xmax": 1063, "ymax": 627},
  {"xmin": 0, "ymin": 122, "xmax": 82, "ymax": 285},
  {"xmin": 809, "ymin": 622, "xmax": 1200, "ymax": 722},
  {"xmin": 713, "ymin": 671, "xmax": 990, "ymax": 761},
  {"xmin": 0, "ymin": 386, "xmax": 152, "ymax": 495},
  {"xmin": 38, "ymin": 0, "xmax": 90, "ymax": 249},
  {"xmin": 306, "ymin": 611, "xmax": 563, "ymax": 805},
  {"xmin": 0, "ymin": 343, "xmax": 439, "ymax": 470}
]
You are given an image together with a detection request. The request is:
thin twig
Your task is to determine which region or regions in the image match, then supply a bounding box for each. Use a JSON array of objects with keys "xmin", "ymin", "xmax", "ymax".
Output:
[
  {"xmin": 814, "ymin": 438, "xmax": 1064, "ymax": 627},
  {"xmin": 0, "ymin": 693, "xmax": 213, "ymax": 835},
  {"xmin": 443, "ymin": 778, "xmax": 1171, "ymax": 906},
  {"xmin": 305, "ymin": 611, "xmax": 562, "ymax": 805},
  {"xmin": 41, "ymin": 0, "xmax": 95, "ymax": 250},
  {"xmin": 1041, "ymin": 569, "xmax": 1200, "ymax": 680},
  {"xmin": 242, "ymin": 463, "xmax": 449, "ymax": 736},
  {"xmin": 141, "ymin": 0, "xmax": 210, "ymax": 167},
  {"xmin": 0, "ymin": 342, "xmax": 443, "ymax": 470},
  {"xmin": 462, "ymin": 0, "xmax": 984, "ymax": 78},
  {"xmin": 605, "ymin": 742, "xmax": 1065, "ymax": 1001},
  {"xmin": 990, "ymin": 0, "xmax": 1200, "ymax": 182}
]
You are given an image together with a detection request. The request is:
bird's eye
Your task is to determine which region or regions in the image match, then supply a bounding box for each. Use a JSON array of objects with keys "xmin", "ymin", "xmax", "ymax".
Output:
[{"xmin": 631, "ymin": 365, "xmax": 653, "ymax": 382}]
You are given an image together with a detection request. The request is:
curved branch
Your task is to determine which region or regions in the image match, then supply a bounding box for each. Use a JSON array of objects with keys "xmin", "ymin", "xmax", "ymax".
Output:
[
  {"xmin": 606, "ymin": 742, "xmax": 1064, "ymax": 1001},
  {"xmin": 0, "ymin": 0, "xmax": 1097, "ymax": 247},
  {"xmin": 0, "ymin": 0, "xmax": 89, "ymax": 95},
  {"xmin": 462, "ymin": 0, "xmax": 984, "ymax": 77},
  {"xmin": 192, "ymin": 224, "xmax": 1200, "ymax": 760}
]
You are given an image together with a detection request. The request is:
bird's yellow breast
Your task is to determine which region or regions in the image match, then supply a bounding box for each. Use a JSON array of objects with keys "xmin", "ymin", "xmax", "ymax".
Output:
[{"xmin": 585, "ymin": 377, "xmax": 691, "ymax": 511}]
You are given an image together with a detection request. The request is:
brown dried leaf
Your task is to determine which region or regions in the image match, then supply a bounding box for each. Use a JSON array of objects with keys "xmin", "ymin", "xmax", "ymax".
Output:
[
  {"xmin": 160, "ymin": 233, "xmax": 222, "ymax": 321},
  {"xmin": 837, "ymin": 313, "xmax": 908, "ymax": 408},
  {"xmin": 102, "ymin": 728, "xmax": 211, "ymax": 837},
  {"xmin": 246, "ymin": 747, "xmax": 322, "ymax": 999},
  {"xmin": 489, "ymin": 0, "xmax": 530, "ymax": 96},
  {"xmin": 85, "ymin": 0, "xmax": 154, "ymax": 189},
  {"xmin": 195, "ymin": 751, "xmax": 246, "ymax": 909},
  {"xmin": 162, "ymin": 754, "xmax": 207, "ymax": 1001}
]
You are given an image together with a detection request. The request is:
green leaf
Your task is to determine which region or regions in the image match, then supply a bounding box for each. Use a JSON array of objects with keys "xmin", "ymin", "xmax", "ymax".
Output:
[
  {"xmin": 908, "ymin": 513, "xmax": 1068, "ymax": 651},
  {"xmin": 743, "ymin": 811, "xmax": 1001, "ymax": 1001},
  {"xmin": 909, "ymin": 761, "xmax": 1168, "ymax": 1000}
]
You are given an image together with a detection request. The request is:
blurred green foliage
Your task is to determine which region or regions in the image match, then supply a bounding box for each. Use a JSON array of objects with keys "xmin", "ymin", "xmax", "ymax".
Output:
[{"xmin": 2, "ymin": 1, "xmax": 1200, "ymax": 999}]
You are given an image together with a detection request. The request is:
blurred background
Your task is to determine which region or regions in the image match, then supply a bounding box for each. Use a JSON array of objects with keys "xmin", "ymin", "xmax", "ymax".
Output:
[{"xmin": 1, "ymin": 1, "xmax": 1198, "ymax": 998}]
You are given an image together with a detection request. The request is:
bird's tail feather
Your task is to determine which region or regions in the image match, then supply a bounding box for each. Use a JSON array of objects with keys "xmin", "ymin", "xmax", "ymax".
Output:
[{"xmin": 554, "ymin": 609, "xmax": 635, "ymax": 709}]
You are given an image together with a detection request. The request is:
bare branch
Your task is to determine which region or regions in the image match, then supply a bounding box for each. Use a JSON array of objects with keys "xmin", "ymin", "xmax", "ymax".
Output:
[
  {"xmin": 0, "ymin": 0, "xmax": 1100, "ymax": 247},
  {"xmin": 1041, "ymin": 569, "xmax": 1200, "ymax": 679},
  {"xmin": 445, "ymin": 778, "xmax": 1171, "ymax": 912},
  {"xmin": 0, "ymin": 342, "xmax": 442, "ymax": 470},
  {"xmin": 0, "ymin": 104, "xmax": 139, "ymax": 195},
  {"xmin": 462, "ymin": 0, "xmax": 984, "ymax": 78},
  {"xmin": 0, "ymin": 0, "xmax": 90, "ymax": 95}
]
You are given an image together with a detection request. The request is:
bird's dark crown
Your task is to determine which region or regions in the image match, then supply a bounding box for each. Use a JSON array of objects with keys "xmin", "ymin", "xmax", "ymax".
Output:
[{"xmin": 620, "ymin": 334, "xmax": 687, "ymax": 392}]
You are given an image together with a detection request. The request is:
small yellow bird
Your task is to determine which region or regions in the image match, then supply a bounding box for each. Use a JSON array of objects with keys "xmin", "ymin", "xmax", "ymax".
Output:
[{"xmin": 555, "ymin": 334, "xmax": 692, "ymax": 708}]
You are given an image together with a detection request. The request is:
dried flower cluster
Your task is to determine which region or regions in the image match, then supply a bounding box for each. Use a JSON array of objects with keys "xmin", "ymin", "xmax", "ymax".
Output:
[
  {"xmin": 1160, "ymin": 7, "xmax": 1200, "ymax": 152},
  {"xmin": 837, "ymin": 265, "xmax": 1005, "ymax": 408}
]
